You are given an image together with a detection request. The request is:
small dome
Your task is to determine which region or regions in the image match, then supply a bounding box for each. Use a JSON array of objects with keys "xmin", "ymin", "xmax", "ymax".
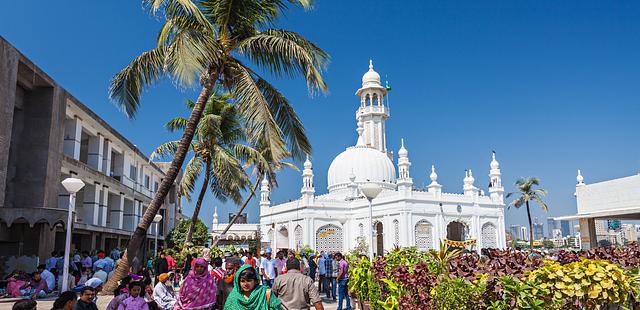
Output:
[
  {"xmin": 362, "ymin": 60, "xmax": 381, "ymax": 87},
  {"xmin": 430, "ymin": 165, "xmax": 438, "ymax": 182},
  {"xmin": 327, "ymin": 146, "xmax": 396, "ymax": 192},
  {"xmin": 398, "ymin": 139, "xmax": 408, "ymax": 157},
  {"xmin": 304, "ymin": 155, "xmax": 312, "ymax": 169},
  {"xmin": 490, "ymin": 152, "xmax": 500, "ymax": 169}
]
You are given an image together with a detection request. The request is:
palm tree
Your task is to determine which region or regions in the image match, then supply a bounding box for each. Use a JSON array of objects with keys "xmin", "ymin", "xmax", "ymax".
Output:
[
  {"xmin": 151, "ymin": 92, "xmax": 256, "ymax": 244},
  {"xmin": 105, "ymin": 0, "xmax": 328, "ymax": 290},
  {"xmin": 506, "ymin": 177, "xmax": 549, "ymax": 250}
]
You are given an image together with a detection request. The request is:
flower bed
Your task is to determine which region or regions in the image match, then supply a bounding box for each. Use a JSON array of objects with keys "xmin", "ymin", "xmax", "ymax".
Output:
[{"xmin": 348, "ymin": 243, "xmax": 640, "ymax": 309}]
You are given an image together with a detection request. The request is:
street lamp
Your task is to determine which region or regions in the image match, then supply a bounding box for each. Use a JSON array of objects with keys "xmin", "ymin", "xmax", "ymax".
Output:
[
  {"xmin": 61, "ymin": 177, "xmax": 85, "ymax": 292},
  {"xmin": 153, "ymin": 214, "xmax": 163, "ymax": 257},
  {"xmin": 359, "ymin": 183, "xmax": 382, "ymax": 261}
]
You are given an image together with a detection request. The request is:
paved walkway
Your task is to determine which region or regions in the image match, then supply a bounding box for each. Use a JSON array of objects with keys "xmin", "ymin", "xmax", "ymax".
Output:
[{"xmin": 0, "ymin": 295, "xmax": 353, "ymax": 309}]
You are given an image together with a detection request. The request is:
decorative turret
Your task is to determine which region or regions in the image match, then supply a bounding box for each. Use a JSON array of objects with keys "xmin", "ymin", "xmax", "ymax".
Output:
[
  {"xmin": 212, "ymin": 207, "xmax": 219, "ymax": 225},
  {"xmin": 348, "ymin": 171, "xmax": 358, "ymax": 199},
  {"xmin": 463, "ymin": 170, "xmax": 479, "ymax": 197},
  {"xmin": 397, "ymin": 139, "xmax": 413, "ymax": 192},
  {"xmin": 355, "ymin": 60, "xmax": 389, "ymax": 153},
  {"xmin": 575, "ymin": 169, "xmax": 585, "ymax": 197},
  {"xmin": 260, "ymin": 174, "xmax": 270, "ymax": 208},
  {"xmin": 301, "ymin": 154, "xmax": 315, "ymax": 205},
  {"xmin": 488, "ymin": 151, "xmax": 504, "ymax": 204},
  {"xmin": 427, "ymin": 165, "xmax": 442, "ymax": 197}
]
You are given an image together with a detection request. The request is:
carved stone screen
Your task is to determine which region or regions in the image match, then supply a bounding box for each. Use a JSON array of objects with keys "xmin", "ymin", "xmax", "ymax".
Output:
[
  {"xmin": 415, "ymin": 220, "xmax": 433, "ymax": 250},
  {"xmin": 294, "ymin": 225, "xmax": 303, "ymax": 249},
  {"xmin": 482, "ymin": 223, "xmax": 497, "ymax": 248},
  {"xmin": 393, "ymin": 219, "xmax": 400, "ymax": 246},
  {"xmin": 316, "ymin": 224, "xmax": 343, "ymax": 253}
]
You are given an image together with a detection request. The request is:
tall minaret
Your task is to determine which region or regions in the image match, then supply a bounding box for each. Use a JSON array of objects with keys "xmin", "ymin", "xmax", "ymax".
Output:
[
  {"xmin": 260, "ymin": 174, "xmax": 270, "ymax": 208},
  {"xmin": 488, "ymin": 152, "xmax": 504, "ymax": 204},
  {"xmin": 397, "ymin": 139, "xmax": 413, "ymax": 192},
  {"xmin": 355, "ymin": 60, "xmax": 389, "ymax": 153},
  {"xmin": 301, "ymin": 155, "xmax": 315, "ymax": 205},
  {"xmin": 212, "ymin": 207, "xmax": 219, "ymax": 225}
]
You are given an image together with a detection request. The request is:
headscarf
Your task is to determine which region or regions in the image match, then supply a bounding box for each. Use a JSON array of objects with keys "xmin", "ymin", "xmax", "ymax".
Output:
[
  {"xmin": 175, "ymin": 258, "xmax": 217, "ymax": 309},
  {"xmin": 224, "ymin": 265, "xmax": 282, "ymax": 310},
  {"xmin": 158, "ymin": 273, "xmax": 170, "ymax": 283},
  {"xmin": 84, "ymin": 277, "xmax": 103, "ymax": 288}
]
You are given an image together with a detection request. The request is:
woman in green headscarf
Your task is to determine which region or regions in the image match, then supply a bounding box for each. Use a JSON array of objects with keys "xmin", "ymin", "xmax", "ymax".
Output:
[{"xmin": 224, "ymin": 265, "xmax": 283, "ymax": 310}]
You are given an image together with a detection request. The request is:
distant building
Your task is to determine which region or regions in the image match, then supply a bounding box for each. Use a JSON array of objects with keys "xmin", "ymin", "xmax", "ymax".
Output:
[
  {"xmin": 211, "ymin": 208, "xmax": 259, "ymax": 250},
  {"xmin": 551, "ymin": 228, "xmax": 562, "ymax": 239},
  {"xmin": 560, "ymin": 220, "xmax": 572, "ymax": 237},
  {"xmin": 520, "ymin": 226, "xmax": 528, "ymax": 241},
  {"xmin": 0, "ymin": 37, "xmax": 182, "ymax": 272},
  {"xmin": 533, "ymin": 218, "xmax": 544, "ymax": 240},
  {"xmin": 509, "ymin": 224, "xmax": 521, "ymax": 240},
  {"xmin": 229, "ymin": 213, "xmax": 248, "ymax": 224},
  {"xmin": 621, "ymin": 224, "xmax": 637, "ymax": 244},
  {"xmin": 547, "ymin": 218, "xmax": 559, "ymax": 239}
]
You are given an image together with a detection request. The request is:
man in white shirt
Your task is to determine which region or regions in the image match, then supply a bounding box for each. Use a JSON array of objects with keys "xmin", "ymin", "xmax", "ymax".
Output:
[
  {"xmin": 259, "ymin": 248, "xmax": 277, "ymax": 288},
  {"xmin": 37, "ymin": 264, "xmax": 55, "ymax": 291},
  {"xmin": 93, "ymin": 266, "xmax": 108, "ymax": 283}
]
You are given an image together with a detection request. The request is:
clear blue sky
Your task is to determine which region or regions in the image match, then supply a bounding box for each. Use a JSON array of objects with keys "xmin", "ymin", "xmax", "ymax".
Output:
[{"xmin": 2, "ymin": 1, "xmax": 639, "ymax": 233}]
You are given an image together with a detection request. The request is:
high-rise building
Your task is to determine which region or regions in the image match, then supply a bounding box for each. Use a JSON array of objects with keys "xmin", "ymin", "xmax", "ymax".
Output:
[
  {"xmin": 520, "ymin": 226, "xmax": 528, "ymax": 241},
  {"xmin": 533, "ymin": 218, "xmax": 544, "ymax": 240},
  {"xmin": 560, "ymin": 220, "xmax": 572, "ymax": 237},
  {"xmin": 509, "ymin": 224, "xmax": 521, "ymax": 240},
  {"xmin": 621, "ymin": 224, "xmax": 638, "ymax": 244},
  {"xmin": 547, "ymin": 218, "xmax": 559, "ymax": 238}
]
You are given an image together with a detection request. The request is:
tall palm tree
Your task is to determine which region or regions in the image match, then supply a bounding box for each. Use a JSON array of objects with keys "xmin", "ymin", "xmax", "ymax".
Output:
[
  {"xmin": 506, "ymin": 177, "xmax": 549, "ymax": 250},
  {"xmin": 105, "ymin": 0, "xmax": 328, "ymax": 290},
  {"xmin": 151, "ymin": 93, "xmax": 256, "ymax": 244}
]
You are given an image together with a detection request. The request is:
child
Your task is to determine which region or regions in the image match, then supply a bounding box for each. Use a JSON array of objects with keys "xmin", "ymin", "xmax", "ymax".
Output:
[
  {"xmin": 117, "ymin": 281, "xmax": 149, "ymax": 310},
  {"xmin": 223, "ymin": 265, "xmax": 282, "ymax": 309}
]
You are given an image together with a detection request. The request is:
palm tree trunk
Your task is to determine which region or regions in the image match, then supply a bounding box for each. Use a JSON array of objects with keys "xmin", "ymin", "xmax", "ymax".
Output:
[
  {"xmin": 212, "ymin": 177, "xmax": 261, "ymax": 247},
  {"xmin": 104, "ymin": 67, "xmax": 220, "ymax": 293},
  {"xmin": 185, "ymin": 160, "xmax": 211, "ymax": 244},
  {"xmin": 526, "ymin": 200, "xmax": 534, "ymax": 250}
]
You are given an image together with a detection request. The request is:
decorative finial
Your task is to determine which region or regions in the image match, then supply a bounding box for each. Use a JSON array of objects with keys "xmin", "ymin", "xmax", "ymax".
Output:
[
  {"xmin": 356, "ymin": 118, "xmax": 365, "ymax": 146},
  {"xmin": 577, "ymin": 169, "xmax": 584, "ymax": 185},
  {"xmin": 369, "ymin": 59, "xmax": 373, "ymax": 70},
  {"xmin": 401, "ymin": 138, "xmax": 404, "ymax": 148},
  {"xmin": 430, "ymin": 165, "xmax": 438, "ymax": 182}
]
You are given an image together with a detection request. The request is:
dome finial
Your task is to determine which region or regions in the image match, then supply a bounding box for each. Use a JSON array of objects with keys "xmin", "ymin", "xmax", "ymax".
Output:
[
  {"xmin": 398, "ymin": 138, "xmax": 408, "ymax": 157},
  {"xmin": 430, "ymin": 165, "xmax": 438, "ymax": 182},
  {"xmin": 369, "ymin": 59, "xmax": 373, "ymax": 70},
  {"xmin": 577, "ymin": 169, "xmax": 585, "ymax": 185}
]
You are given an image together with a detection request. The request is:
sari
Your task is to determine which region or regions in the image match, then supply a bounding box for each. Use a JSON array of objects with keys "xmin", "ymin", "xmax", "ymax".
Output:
[
  {"xmin": 174, "ymin": 258, "xmax": 216, "ymax": 309},
  {"xmin": 224, "ymin": 265, "xmax": 282, "ymax": 310}
]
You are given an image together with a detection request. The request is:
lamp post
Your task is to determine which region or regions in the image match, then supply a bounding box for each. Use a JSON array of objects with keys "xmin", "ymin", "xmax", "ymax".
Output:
[
  {"xmin": 61, "ymin": 177, "xmax": 85, "ymax": 292},
  {"xmin": 153, "ymin": 214, "xmax": 163, "ymax": 257},
  {"xmin": 359, "ymin": 183, "xmax": 382, "ymax": 261}
]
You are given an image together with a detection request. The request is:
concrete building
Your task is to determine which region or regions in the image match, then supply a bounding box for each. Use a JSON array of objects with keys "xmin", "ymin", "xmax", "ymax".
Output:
[
  {"xmin": 621, "ymin": 224, "xmax": 637, "ymax": 244},
  {"xmin": 509, "ymin": 224, "xmax": 522, "ymax": 240},
  {"xmin": 533, "ymin": 218, "xmax": 544, "ymax": 240},
  {"xmin": 0, "ymin": 37, "xmax": 182, "ymax": 270},
  {"xmin": 210, "ymin": 208, "xmax": 260, "ymax": 250},
  {"xmin": 556, "ymin": 169, "xmax": 640, "ymax": 249},
  {"xmin": 547, "ymin": 218, "xmax": 559, "ymax": 239}
]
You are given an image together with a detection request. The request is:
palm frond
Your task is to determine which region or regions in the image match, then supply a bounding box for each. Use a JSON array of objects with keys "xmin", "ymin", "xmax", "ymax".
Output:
[
  {"xmin": 109, "ymin": 47, "xmax": 166, "ymax": 118},
  {"xmin": 210, "ymin": 145, "xmax": 250, "ymax": 204},
  {"xmin": 180, "ymin": 156, "xmax": 203, "ymax": 201},
  {"xmin": 165, "ymin": 117, "xmax": 189, "ymax": 132},
  {"xmin": 150, "ymin": 140, "xmax": 182, "ymax": 160},
  {"xmin": 238, "ymin": 29, "xmax": 329, "ymax": 95}
]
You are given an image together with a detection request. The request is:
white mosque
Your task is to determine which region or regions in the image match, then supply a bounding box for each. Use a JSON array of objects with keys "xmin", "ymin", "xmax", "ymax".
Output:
[{"xmin": 258, "ymin": 61, "xmax": 507, "ymax": 254}]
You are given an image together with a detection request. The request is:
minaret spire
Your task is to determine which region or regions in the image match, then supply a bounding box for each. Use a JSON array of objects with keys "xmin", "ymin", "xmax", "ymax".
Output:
[
  {"xmin": 489, "ymin": 151, "xmax": 504, "ymax": 203},
  {"xmin": 301, "ymin": 154, "xmax": 315, "ymax": 205},
  {"xmin": 397, "ymin": 138, "xmax": 413, "ymax": 193},
  {"xmin": 260, "ymin": 174, "xmax": 270, "ymax": 208},
  {"xmin": 355, "ymin": 60, "xmax": 389, "ymax": 153}
]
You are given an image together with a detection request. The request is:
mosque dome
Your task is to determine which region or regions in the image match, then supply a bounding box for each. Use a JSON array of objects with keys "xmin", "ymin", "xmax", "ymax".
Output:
[
  {"xmin": 327, "ymin": 146, "xmax": 396, "ymax": 192},
  {"xmin": 362, "ymin": 60, "xmax": 381, "ymax": 87}
]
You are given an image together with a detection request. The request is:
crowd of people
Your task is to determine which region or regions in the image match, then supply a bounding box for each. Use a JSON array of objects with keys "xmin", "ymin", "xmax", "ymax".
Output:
[{"xmin": 3, "ymin": 246, "xmax": 353, "ymax": 310}]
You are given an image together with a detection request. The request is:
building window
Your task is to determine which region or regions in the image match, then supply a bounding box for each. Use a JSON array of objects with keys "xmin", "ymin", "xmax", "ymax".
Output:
[
  {"xmin": 129, "ymin": 165, "xmax": 137, "ymax": 180},
  {"xmin": 482, "ymin": 223, "xmax": 497, "ymax": 248},
  {"xmin": 316, "ymin": 224, "xmax": 343, "ymax": 253},
  {"xmin": 294, "ymin": 225, "xmax": 303, "ymax": 249},
  {"xmin": 144, "ymin": 175, "xmax": 150, "ymax": 189},
  {"xmin": 154, "ymin": 181, "xmax": 159, "ymax": 192},
  {"xmin": 358, "ymin": 223, "xmax": 364, "ymax": 237},
  {"xmin": 415, "ymin": 220, "xmax": 433, "ymax": 250}
]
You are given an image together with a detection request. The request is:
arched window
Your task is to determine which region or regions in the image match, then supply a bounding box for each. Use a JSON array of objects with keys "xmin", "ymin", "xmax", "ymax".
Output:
[
  {"xmin": 277, "ymin": 227, "xmax": 289, "ymax": 250},
  {"xmin": 482, "ymin": 223, "xmax": 497, "ymax": 248},
  {"xmin": 316, "ymin": 224, "xmax": 343, "ymax": 253},
  {"xmin": 415, "ymin": 220, "xmax": 433, "ymax": 250},
  {"xmin": 294, "ymin": 225, "xmax": 303, "ymax": 249},
  {"xmin": 358, "ymin": 223, "xmax": 364, "ymax": 237}
]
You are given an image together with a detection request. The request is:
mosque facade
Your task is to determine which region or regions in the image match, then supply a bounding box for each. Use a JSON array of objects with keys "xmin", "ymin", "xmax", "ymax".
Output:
[{"xmin": 258, "ymin": 61, "xmax": 507, "ymax": 254}]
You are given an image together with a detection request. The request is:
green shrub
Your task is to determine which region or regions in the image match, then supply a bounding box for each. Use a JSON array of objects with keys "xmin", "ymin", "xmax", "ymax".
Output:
[{"xmin": 432, "ymin": 278, "xmax": 485, "ymax": 310}]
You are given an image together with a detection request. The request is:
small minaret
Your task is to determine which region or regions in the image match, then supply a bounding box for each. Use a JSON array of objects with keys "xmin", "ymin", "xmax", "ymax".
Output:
[
  {"xmin": 488, "ymin": 152, "xmax": 504, "ymax": 204},
  {"xmin": 575, "ymin": 169, "xmax": 585, "ymax": 196},
  {"xmin": 427, "ymin": 165, "xmax": 443, "ymax": 197},
  {"xmin": 260, "ymin": 174, "xmax": 270, "ymax": 208},
  {"xmin": 348, "ymin": 171, "xmax": 358, "ymax": 199},
  {"xmin": 463, "ymin": 170, "xmax": 479, "ymax": 197},
  {"xmin": 212, "ymin": 207, "xmax": 219, "ymax": 226},
  {"xmin": 397, "ymin": 139, "xmax": 413, "ymax": 192},
  {"xmin": 301, "ymin": 154, "xmax": 315, "ymax": 205}
]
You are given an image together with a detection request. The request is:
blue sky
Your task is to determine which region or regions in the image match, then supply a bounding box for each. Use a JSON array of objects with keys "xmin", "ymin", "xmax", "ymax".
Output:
[{"xmin": 2, "ymin": 1, "xmax": 639, "ymax": 233}]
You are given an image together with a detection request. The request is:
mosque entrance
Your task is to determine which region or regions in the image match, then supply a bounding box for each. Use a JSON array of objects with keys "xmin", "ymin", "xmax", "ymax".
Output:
[
  {"xmin": 375, "ymin": 222, "xmax": 384, "ymax": 256},
  {"xmin": 447, "ymin": 221, "xmax": 468, "ymax": 241},
  {"xmin": 277, "ymin": 227, "xmax": 289, "ymax": 250}
]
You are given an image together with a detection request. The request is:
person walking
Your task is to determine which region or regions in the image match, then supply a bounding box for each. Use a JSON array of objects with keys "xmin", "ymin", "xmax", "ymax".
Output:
[
  {"xmin": 73, "ymin": 287, "xmax": 98, "ymax": 310},
  {"xmin": 275, "ymin": 251, "xmax": 286, "ymax": 276},
  {"xmin": 51, "ymin": 291, "xmax": 77, "ymax": 310},
  {"xmin": 175, "ymin": 258, "xmax": 217, "ymax": 309},
  {"xmin": 259, "ymin": 249, "xmax": 277, "ymax": 288},
  {"xmin": 325, "ymin": 254, "xmax": 336, "ymax": 300},
  {"xmin": 216, "ymin": 256, "xmax": 240, "ymax": 309},
  {"xmin": 154, "ymin": 252, "xmax": 169, "ymax": 280},
  {"xmin": 244, "ymin": 252, "xmax": 257, "ymax": 269},
  {"xmin": 335, "ymin": 253, "xmax": 351, "ymax": 310},
  {"xmin": 272, "ymin": 258, "xmax": 324, "ymax": 310},
  {"xmin": 307, "ymin": 254, "xmax": 317, "ymax": 282},
  {"xmin": 224, "ymin": 265, "xmax": 282, "ymax": 310},
  {"xmin": 181, "ymin": 253, "xmax": 193, "ymax": 278},
  {"xmin": 317, "ymin": 252, "xmax": 326, "ymax": 296}
]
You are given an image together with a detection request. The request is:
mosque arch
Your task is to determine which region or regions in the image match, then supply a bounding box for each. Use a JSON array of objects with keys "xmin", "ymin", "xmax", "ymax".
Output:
[
  {"xmin": 481, "ymin": 222, "xmax": 497, "ymax": 248},
  {"xmin": 277, "ymin": 226, "xmax": 289, "ymax": 250},
  {"xmin": 414, "ymin": 220, "xmax": 433, "ymax": 250},
  {"xmin": 393, "ymin": 219, "xmax": 400, "ymax": 246},
  {"xmin": 375, "ymin": 221, "xmax": 384, "ymax": 256},
  {"xmin": 315, "ymin": 224, "xmax": 343, "ymax": 253},
  {"xmin": 447, "ymin": 220, "xmax": 469, "ymax": 242},
  {"xmin": 294, "ymin": 225, "xmax": 303, "ymax": 249}
]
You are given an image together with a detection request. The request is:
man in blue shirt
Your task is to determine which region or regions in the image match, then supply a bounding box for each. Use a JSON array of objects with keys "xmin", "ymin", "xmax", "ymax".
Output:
[
  {"xmin": 259, "ymin": 248, "xmax": 277, "ymax": 288},
  {"xmin": 45, "ymin": 251, "xmax": 58, "ymax": 271}
]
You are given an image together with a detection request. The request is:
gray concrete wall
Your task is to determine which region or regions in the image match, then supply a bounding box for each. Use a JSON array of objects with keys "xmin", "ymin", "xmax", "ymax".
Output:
[{"xmin": 0, "ymin": 38, "xmax": 19, "ymax": 208}]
